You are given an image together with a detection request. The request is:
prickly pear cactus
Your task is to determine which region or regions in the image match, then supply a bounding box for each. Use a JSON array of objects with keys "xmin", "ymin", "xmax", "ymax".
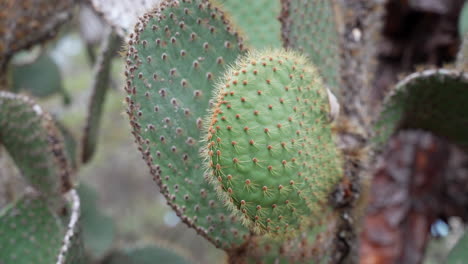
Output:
[
  {"xmin": 0, "ymin": 192, "xmax": 64, "ymax": 263},
  {"xmin": 374, "ymin": 69, "xmax": 468, "ymax": 149},
  {"xmin": 217, "ymin": 0, "xmax": 282, "ymax": 48},
  {"xmin": 0, "ymin": 191, "xmax": 84, "ymax": 264},
  {"xmin": 205, "ymin": 50, "xmax": 343, "ymax": 236},
  {"xmin": 280, "ymin": 0, "xmax": 341, "ymax": 95},
  {"xmin": 125, "ymin": 0, "xmax": 251, "ymax": 249},
  {"xmin": 82, "ymin": 30, "xmax": 119, "ymax": 164},
  {"xmin": 0, "ymin": 0, "xmax": 75, "ymax": 70},
  {"xmin": 0, "ymin": 91, "xmax": 72, "ymax": 204}
]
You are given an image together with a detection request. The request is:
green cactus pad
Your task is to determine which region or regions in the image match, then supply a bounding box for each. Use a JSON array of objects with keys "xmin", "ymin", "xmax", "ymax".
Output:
[
  {"xmin": 280, "ymin": 0, "xmax": 341, "ymax": 95},
  {"xmin": 374, "ymin": 69, "xmax": 468, "ymax": 148},
  {"xmin": 0, "ymin": 193, "xmax": 64, "ymax": 263},
  {"xmin": 0, "ymin": 190, "xmax": 82, "ymax": 264},
  {"xmin": 216, "ymin": 0, "xmax": 281, "ymax": 48},
  {"xmin": 82, "ymin": 30, "xmax": 119, "ymax": 164},
  {"xmin": 0, "ymin": 92, "xmax": 72, "ymax": 202},
  {"xmin": 0, "ymin": 0, "xmax": 74, "ymax": 70},
  {"xmin": 125, "ymin": 0, "xmax": 250, "ymax": 248},
  {"xmin": 206, "ymin": 50, "xmax": 343, "ymax": 236},
  {"xmin": 11, "ymin": 53, "xmax": 71, "ymax": 105}
]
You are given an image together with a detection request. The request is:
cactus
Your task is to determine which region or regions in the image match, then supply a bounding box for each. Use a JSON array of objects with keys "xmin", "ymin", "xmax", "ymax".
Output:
[
  {"xmin": 82, "ymin": 30, "xmax": 120, "ymax": 164},
  {"xmin": 0, "ymin": 91, "xmax": 72, "ymax": 205},
  {"xmin": 217, "ymin": 0, "xmax": 282, "ymax": 48},
  {"xmin": 0, "ymin": 0, "xmax": 74, "ymax": 71},
  {"xmin": 0, "ymin": 190, "xmax": 82, "ymax": 264},
  {"xmin": 374, "ymin": 69, "xmax": 468, "ymax": 149},
  {"xmin": 205, "ymin": 50, "xmax": 343, "ymax": 235},
  {"xmin": 0, "ymin": 91, "xmax": 83, "ymax": 263},
  {"xmin": 11, "ymin": 52, "xmax": 71, "ymax": 105},
  {"xmin": 280, "ymin": 0, "xmax": 341, "ymax": 95},
  {"xmin": 124, "ymin": 0, "xmax": 253, "ymax": 249}
]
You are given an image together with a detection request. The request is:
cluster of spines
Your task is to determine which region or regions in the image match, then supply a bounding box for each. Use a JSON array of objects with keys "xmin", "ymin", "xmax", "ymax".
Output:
[{"xmin": 205, "ymin": 50, "xmax": 344, "ymax": 236}]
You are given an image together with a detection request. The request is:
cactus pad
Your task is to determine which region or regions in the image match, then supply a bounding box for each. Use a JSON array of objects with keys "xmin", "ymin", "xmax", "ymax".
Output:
[
  {"xmin": 11, "ymin": 53, "xmax": 71, "ymax": 105},
  {"xmin": 280, "ymin": 0, "xmax": 341, "ymax": 95},
  {"xmin": 0, "ymin": 92, "xmax": 72, "ymax": 201},
  {"xmin": 217, "ymin": 0, "xmax": 281, "ymax": 48},
  {"xmin": 0, "ymin": 190, "xmax": 82, "ymax": 264},
  {"xmin": 82, "ymin": 30, "xmax": 119, "ymax": 164},
  {"xmin": 125, "ymin": 0, "xmax": 250, "ymax": 248},
  {"xmin": 0, "ymin": 0, "xmax": 74, "ymax": 70},
  {"xmin": 206, "ymin": 50, "xmax": 344, "ymax": 236},
  {"xmin": 374, "ymin": 69, "xmax": 468, "ymax": 148}
]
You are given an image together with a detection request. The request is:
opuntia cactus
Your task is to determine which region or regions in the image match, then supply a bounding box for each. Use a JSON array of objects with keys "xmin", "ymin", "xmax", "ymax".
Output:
[
  {"xmin": 125, "ymin": 0, "xmax": 251, "ymax": 249},
  {"xmin": 0, "ymin": 91, "xmax": 83, "ymax": 264},
  {"xmin": 205, "ymin": 50, "xmax": 343, "ymax": 236}
]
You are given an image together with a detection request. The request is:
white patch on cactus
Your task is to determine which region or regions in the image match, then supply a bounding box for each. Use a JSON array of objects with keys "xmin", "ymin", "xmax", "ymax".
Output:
[
  {"xmin": 32, "ymin": 104, "xmax": 43, "ymax": 115},
  {"xmin": 327, "ymin": 88, "xmax": 340, "ymax": 123}
]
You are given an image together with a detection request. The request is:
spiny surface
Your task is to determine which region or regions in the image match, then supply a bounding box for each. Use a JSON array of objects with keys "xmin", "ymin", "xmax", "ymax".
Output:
[
  {"xmin": 0, "ymin": 92, "xmax": 72, "ymax": 202},
  {"xmin": 206, "ymin": 50, "xmax": 343, "ymax": 236},
  {"xmin": 374, "ymin": 69, "xmax": 468, "ymax": 149},
  {"xmin": 0, "ymin": 0, "xmax": 74, "ymax": 70},
  {"xmin": 125, "ymin": 0, "xmax": 250, "ymax": 248},
  {"xmin": 90, "ymin": 0, "xmax": 161, "ymax": 37},
  {"xmin": 0, "ymin": 193, "xmax": 64, "ymax": 264},
  {"xmin": 280, "ymin": 0, "xmax": 341, "ymax": 95},
  {"xmin": 217, "ymin": 0, "xmax": 281, "ymax": 48}
]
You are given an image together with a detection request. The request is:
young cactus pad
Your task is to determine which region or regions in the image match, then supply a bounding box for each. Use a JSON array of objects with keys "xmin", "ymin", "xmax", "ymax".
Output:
[
  {"xmin": 374, "ymin": 69, "xmax": 468, "ymax": 148},
  {"xmin": 125, "ymin": 0, "xmax": 250, "ymax": 248},
  {"xmin": 205, "ymin": 50, "xmax": 344, "ymax": 235}
]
